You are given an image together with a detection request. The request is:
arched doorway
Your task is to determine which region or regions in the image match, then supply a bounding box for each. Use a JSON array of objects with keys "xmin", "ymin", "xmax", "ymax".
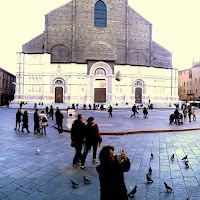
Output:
[
  {"xmin": 55, "ymin": 87, "xmax": 63, "ymax": 103},
  {"xmin": 135, "ymin": 88, "xmax": 142, "ymax": 103},
  {"xmin": 94, "ymin": 68, "xmax": 106, "ymax": 103}
]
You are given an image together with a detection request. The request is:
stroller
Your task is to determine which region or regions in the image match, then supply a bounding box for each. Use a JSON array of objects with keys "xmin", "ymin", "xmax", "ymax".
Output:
[
  {"xmin": 169, "ymin": 114, "xmax": 175, "ymax": 124},
  {"xmin": 169, "ymin": 113, "xmax": 183, "ymax": 125}
]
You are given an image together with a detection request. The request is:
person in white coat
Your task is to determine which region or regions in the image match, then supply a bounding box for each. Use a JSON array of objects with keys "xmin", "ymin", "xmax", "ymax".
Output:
[{"xmin": 39, "ymin": 111, "xmax": 48, "ymax": 135}]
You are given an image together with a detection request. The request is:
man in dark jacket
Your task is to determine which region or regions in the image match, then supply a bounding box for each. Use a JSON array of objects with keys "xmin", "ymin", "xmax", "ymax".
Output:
[
  {"xmin": 34, "ymin": 109, "xmax": 40, "ymax": 134},
  {"xmin": 55, "ymin": 108, "xmax": 64, "ymax": 135},
  {"xmin": 21, "ymin": 110, "xmax": 30, "ymax": 133},
  {"xmin": 96, "ymin": 145, "xmax": 130, "ymax": 200},
  {"xmin": 71, "ymin": 114, "xmax": 86, "ymax": 167}
]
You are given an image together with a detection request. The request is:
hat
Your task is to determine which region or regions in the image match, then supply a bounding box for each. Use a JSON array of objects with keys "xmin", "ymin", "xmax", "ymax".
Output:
[{"xmin": 86, "ymin": 117, "xmax": 94, "ymax": 122}]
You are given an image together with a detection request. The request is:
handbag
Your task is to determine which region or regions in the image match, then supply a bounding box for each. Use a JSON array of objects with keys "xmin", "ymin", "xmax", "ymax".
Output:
[{"xmin": 71, "ymin": 141, "xmax": 75, "ymax": 147}]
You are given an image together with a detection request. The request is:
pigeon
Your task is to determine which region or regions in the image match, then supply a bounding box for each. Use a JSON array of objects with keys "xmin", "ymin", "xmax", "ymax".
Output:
[
  {"xmin": 164, "ymin": 182, "xmax": 172, "ymax": 191},
  {"xmin": 185, "ymin": 161, "xmax": 189, "ymax": 168},
  {"xmin": 171, "ymin": 154, "xmax": 174, "ymax": 160},
  {"xmin": 182, "ymin": 155, "xmax": 188, "ymax": 160},
  {"xmin": 36, "ymin": 148, "xmax": 40, "ymax": 154},
  {"xmin": 83, "ymin": 176, "xmax": 91, "ymax": 184},
  {"xmin": 146, "ymin": 174, "xmax": 153, "ymax": 183},
  {"xmin": 148, "ymin": 167, "xmax": 152, "ymax": 174},
  {"xmin": 115, "ymin": 71, "xmax": 121, "ymax": 81},
  {"xmin": 150, "ymin": 153, "xmax": 154, "ymax": 159},
  {"xmin": 71, "ymin": 180, "xmax": 78, "ymax": 187},
  {"xmin": 127, "ymin": 186, "xmax": 137, "ymax": 197}
]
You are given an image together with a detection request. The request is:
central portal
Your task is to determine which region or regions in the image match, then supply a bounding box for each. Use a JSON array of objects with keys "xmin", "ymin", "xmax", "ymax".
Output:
[
  {"xmin": 55, "ymin": 87, "xmax": 63, "ymax": 103},
  {"xmin": 94, "ymin": 88, "xmax": 106, "ymax": 103}
]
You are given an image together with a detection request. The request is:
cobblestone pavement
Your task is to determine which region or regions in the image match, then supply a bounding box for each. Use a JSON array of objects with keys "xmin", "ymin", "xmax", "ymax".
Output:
[{"xmin": 1, "ymin": 107, "xmax": 200, "ymax": 200}]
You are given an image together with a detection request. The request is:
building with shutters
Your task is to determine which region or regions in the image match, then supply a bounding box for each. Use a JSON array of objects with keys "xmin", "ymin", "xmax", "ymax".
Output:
[
  {"xmin": 0, "ymin": 67, "xmax": 15, "ymax": 106},
  {"xmin": 14, "ymin": 0, "xmax": 179, "ymax": 107}
]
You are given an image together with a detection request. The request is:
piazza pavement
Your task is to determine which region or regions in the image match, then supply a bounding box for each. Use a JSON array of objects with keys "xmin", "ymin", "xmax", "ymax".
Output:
[{"xmin": 1, "ymin": 105, "xmax": 200, "ymax": 200}]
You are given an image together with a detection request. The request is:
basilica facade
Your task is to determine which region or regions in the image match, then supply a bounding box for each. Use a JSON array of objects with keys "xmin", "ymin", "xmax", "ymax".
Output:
[{"xmin": 15, "ymin": 0, "xmax": 179, "ymax": 107}]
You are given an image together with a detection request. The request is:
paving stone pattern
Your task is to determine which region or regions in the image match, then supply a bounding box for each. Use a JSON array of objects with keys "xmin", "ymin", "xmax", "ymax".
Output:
[{"xmin": 0, "ymin": 108, "xmax": 200, "ymax": 199}]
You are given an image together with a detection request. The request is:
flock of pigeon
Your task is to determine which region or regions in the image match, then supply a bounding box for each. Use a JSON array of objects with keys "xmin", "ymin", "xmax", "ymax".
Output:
[
  {"xmin": 127, "ymin": 153, "xmax": 190, "ymax": 200},
  {"xmin": 35, "ymin": 148, "xmax": 189, "ymax": 199}
]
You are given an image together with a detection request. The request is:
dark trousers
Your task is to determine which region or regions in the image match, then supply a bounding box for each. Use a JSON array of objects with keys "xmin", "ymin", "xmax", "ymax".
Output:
[
  {"xmin": 131, "ymin": 112, "xmax": 135, "ymax": 118},
  {"xmin": 15, "ymin": 121, "xmax": 21, "ymax": 130},
  {"xmin": 57, "ymin": 122, "xmax": 63, "ymax": 133},
  {"xmin": 41, "ymin": 126, "xmax": 46, "ymax": 134},
  {"xmin": 21, "ymin": 124, "xmax": 30, "ymax": 133},
  {"xmin": 73, "ymin": 142, "xmax": 83, "ymax": 165},
  {"xmin": 34, "ymin": 122, "xmax": 39, "ymax": 133},
  {"xmin": 81, "ymin": 142, "xmax": 98, "ymax": 166},
  {"xmin": 109, "ymin": 112, "xmax": 112, "ymax": 117}
]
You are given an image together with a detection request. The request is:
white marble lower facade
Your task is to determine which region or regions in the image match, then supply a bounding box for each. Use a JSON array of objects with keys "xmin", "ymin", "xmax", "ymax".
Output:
[{"xmin": 14, "ymin": 53, "xmax": 179, "ymax": 107}]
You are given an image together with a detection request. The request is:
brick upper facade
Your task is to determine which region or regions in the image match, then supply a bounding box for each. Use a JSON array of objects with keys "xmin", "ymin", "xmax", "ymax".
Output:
[{"xmin": 22, "ymin": 0, "xmax": 172, "ymax": 68}]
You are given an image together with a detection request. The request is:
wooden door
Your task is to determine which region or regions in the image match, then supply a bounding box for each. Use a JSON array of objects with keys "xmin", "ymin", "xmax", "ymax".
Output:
[
  {"xmin": 135, "ymin": 88, "xmax": 142, "ymax": 103},
  {"xmin": 94, "ymin": 88, "xmax": 106, "ymax": 103},
  {"xmin": 55, "ymin": 87, "xmax": 63, "ymax": 103}
]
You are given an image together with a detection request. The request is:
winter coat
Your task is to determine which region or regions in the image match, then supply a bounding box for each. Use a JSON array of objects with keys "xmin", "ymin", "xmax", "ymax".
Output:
[
  {"xmin": 22, "ymin": 113, "xmax": 29, "ymax": 128},
  {"xmin": 85, "ymin": 123, "xmax": 101, "ymax": 145},
  {"xmin": 34, "ymin": 112, "xmax": 39, "ymax": 123},
  {"xmin": 96, "ymin": 156, "xmax": 130, "ymax": 200},
  {"xmin": 16, "ymin": 111, "xmax": 22, "ymax": 122},
  {"xmin": 39, "ymin": 113, "xmax": 48, "ymax": 128},
  {"xmin": 71, "ymin": 120, "xmax": 86, "ymax": 143}
]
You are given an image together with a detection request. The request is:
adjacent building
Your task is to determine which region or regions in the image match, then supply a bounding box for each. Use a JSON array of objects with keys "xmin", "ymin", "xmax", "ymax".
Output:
[
  {"xmin": 14, "ymin": 0, "xmax": 179, "ymax": 107},
  {"xmin": 178, "ymin": 61, "xmax": 200, "ymax": 101},
  {"xmin": 0, "ymin": 67, "xmax": 16, "ymax": 106}
]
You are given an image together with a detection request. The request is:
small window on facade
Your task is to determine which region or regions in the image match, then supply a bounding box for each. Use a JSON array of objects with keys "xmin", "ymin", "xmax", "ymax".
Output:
[
  {"xmin": 94, "ymin": 1, "xmax": 107, "ymax": 27},
  {"xmin": 195, "ymin": 78, "xmax": 197, "ymax": 83},
  {"xmin": 55, "ymin": 80, "xmax": 63, "ymax": 84},
  {"xmin": 184, "ymin": 89, "xmax": 185, "ymax": 94},
  {"xmin": 135, "ymin": 81, "xmax": 142, "ymax": 86},
  {"xmin": 95, "ymin": 68, "xmax": 106, "ymax": 75},
  {"xmin": 184, "ymin": 82, "xmax": 185, "ymax": 87},
  {"xmin": 196, "ymin": 89, "xmax": 198, "ymax": 93}
]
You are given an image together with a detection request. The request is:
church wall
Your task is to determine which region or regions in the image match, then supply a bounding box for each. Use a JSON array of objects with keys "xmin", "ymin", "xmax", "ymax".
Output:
[
  {"xmin": 22, "ymin": 33, "xmax": 44, "ymax": 53},
  {"xmin": 74, "ymin": 0, "xmax": 127, "ymax": 63},
  {"xmin": 151, "ymin": 41, "xmax": 172, "ymax": 68},
  {"xmin": 15, "ymin": 53, "xmax": 178, "ymax": 107},
  {"xmin": 127, "ymin": 7, "xmax": 151, "ymax": 66},
  {"xmin": 45, "ymin": 2, "xmax": 73, "ymax": 56}
]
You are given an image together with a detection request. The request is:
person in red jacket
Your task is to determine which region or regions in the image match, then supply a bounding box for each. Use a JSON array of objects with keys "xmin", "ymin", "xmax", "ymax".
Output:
[{"xmin": 81, "ymin": 117, "xmax": 102, "ymax": 169}]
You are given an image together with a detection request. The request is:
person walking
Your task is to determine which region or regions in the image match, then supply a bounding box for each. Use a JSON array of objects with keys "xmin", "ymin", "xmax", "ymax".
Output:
[
  {"xmin": 188, "ymin": 106, "xmax": 192, "ymax": 122},
  {"xmin": 14, "ymin": 109, "xmax": 22, "ymax": 131},
  {"xmin": 39, "ymin": 111, "xmax": 48, "ymax": 135},
  {"xmin": 108, "ymin": 105, "xmax": 113, "ymax": 117},
  {"xmin": 136, "ymin": 106, "xmax": 139, "ymax": 118},
  {"xmin": 50, "ymin": 105, "xmax": 54, "ymax": 120},
  {"xmin": 71, "ymin": 114, "xmax": 86, "ymax": 167},
  {"xmin": 192, "ymin": 107, "xmax": 196, "ymax": 121},
  {"xmin": 56, "ymin": 108, "xmax": 64, "ymax": 135},
  {"xmin": 143, "ymin": 107, "xmax": 148, "ymax": 118},
  {"xmin": 183, "ymin": 108, "xmax": 187, "ymax": 121},
  {"xmin": 131, "ymin": 104, "xmax": 136, "ymax": 118},
  {"xmin": 21, "ymin": 110, "xmax": 30, "ymax": 133},
  {"xmin": 174, "ymin": 108, "xmax": 179, "ymax": 125},
  {"xmin": 81, "ymin": 117, "xmax": 102, "ymax": 169},
  {"xmin": 96, "ymin": 145, "xmax": 130, "ymax": 200},
  {"xmin": 33, "ymin": 109, "xmax": 40, "ymax": 134}
]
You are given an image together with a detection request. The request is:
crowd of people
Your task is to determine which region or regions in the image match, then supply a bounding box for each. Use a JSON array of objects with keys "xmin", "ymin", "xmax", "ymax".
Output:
[
  {"xmin": 13, "ymin": 102, "xmax": 199, "ymax": 199},
  {"xmin": 14, "ymin": 106, "xmax": 64, "ymax": 135}
]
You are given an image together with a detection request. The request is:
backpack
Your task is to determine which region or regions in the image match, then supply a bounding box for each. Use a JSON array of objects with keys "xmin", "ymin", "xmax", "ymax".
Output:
[{"xmin": 42, "ymin": 117, "xmax": 47, "ymax": 122}]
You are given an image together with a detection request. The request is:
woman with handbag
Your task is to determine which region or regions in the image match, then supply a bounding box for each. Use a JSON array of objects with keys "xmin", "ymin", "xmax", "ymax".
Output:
[
  {"xmin": 81, "ymin": 117, "xmax": 102, "ymax": 169},
  {"xmin": 39, "ymin": 111, "xmax": 48, "ymax": 135}
]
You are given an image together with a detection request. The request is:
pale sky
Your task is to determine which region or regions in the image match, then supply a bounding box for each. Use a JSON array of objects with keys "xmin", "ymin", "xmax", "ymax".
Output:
[{"xmin": 1, "ymin": 0, "xmax": 200, "ymax": 75}]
